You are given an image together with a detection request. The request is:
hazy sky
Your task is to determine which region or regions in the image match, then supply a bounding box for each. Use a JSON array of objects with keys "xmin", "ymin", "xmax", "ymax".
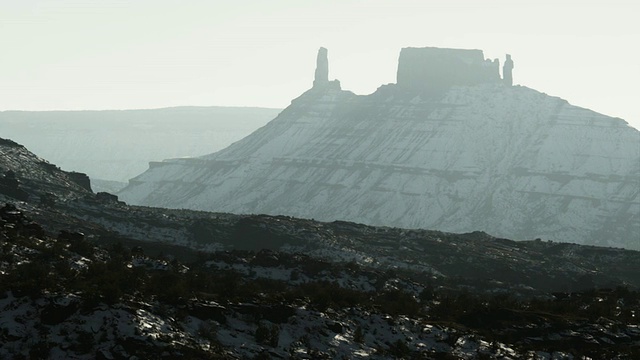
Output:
[{"xmin": 1, "ymin": 0, "xmax": 638, "ymax": 130}]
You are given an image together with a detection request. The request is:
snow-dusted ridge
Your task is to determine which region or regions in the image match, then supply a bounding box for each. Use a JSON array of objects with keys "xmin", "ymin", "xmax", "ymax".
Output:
[
  {"xmin": 2, "ymin": 203, "xmax": 640, "ymax": 359},
  {"xmin": 120, "ymin": 47, "xmax": 640, "ymax": 250}
]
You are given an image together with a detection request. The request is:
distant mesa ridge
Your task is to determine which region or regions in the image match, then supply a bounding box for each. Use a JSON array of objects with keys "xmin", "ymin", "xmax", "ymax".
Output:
[
  {"xmin": 120, "ymin": 46, "xmax": 640, "ymax": 250},
  {"xmin": 0, "ymin": 106, "xmax": 281, "ymax": 185}
]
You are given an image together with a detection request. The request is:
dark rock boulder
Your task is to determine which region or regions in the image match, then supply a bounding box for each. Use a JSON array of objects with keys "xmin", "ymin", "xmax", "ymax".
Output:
[
  {"xmin": 95, "ymin": 192, "xmax": 122, "ymax": 204},
  {"xmin": 67, "ymin": 171, "xmax": 92, "ymax": 192},
  {"xmin": 190, "ymin": 302, "xmax": 227, "ymax": 323},
  {"xmin": 233, "ymin": 303, "xmax": 296, "ymax": 324}
]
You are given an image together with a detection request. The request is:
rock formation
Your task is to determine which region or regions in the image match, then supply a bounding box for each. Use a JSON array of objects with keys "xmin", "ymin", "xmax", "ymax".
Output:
[
  {"xmin": 396, "ymin": 47, "xmax": 500, "ymax": 93},
  {"xmin": 503, "ymin": 54, "xmax": 514, "ymax": 86},
  {"xmin": 120, "ymin": 47, "xmax": 640, "ymax": 250},
  {"xmin": 67, "ymin": 171, "xmax": 92, "ymax": 192},
  {"xmin": 313, "ymin": 47, "xmax": 329, "ymax": 87},
  {"xmin": 312, "ymin": 47, "xmax": 341, "ymax": 90},
  {"xmin": 0, "ymin": 138, "xmax": 93, "ymax": 201}
]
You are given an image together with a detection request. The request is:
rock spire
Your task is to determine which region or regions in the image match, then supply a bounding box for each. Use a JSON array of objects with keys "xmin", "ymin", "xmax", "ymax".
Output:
[
  {"xmin": 313, "ymin": 47, "xmax": 329, "ymax": 87},
  {"xmin": 503, "ymin": 54, "xmax": 514, "ymax": 86},
  {"xmin": 311, "ymin": 47, "xmax": 340, "ymax": 90}
]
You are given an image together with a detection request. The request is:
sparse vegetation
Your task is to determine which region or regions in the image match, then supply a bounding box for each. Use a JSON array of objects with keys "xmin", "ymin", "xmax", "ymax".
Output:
[
  {"xmin": 1, "ymin": 199, "xmax": 639, "ymax": 358},
  {"xmin": 2, "ymin": 213, "xmax": 639, "ymax": 359}
]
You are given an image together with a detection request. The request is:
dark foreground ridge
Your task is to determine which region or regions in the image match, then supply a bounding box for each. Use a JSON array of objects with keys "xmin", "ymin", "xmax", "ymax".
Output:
[{"xmin": 2, "ymin": 204, "xmax": 640, "ymax": 359}]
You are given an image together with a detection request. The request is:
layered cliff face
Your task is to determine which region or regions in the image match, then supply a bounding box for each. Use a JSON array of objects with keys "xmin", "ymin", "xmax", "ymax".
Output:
[{"xmin": 120, "ymin": 47, "xmax": 640, "ymax": 250}]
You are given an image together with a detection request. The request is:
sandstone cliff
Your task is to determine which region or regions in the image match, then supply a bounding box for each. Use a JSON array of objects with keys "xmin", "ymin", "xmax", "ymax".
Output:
[{"xmin": 120, "ymin": 47, "xmax": 640, "ymax": 250}]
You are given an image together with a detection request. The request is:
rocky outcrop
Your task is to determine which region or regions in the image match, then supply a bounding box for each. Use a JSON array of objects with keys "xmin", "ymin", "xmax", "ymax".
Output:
[
  {"xmin": 311, "ymin": 47, "xmax": 341, "ymax": 91},
  {"xmin": 503, "ymin": 54, "xmax": 514, "ymax": 86},
  {"xmin": 95, "ymin": 191, "xmax": 123, "ymax": 205},
  {"xmin": 67, "ymin": 171, "xmax": 92, "ymax": 192},
  {"xmin": 313, "ymin": 47, "xmax": 329, "ymax": 87},
  {"xmin": 120, "ymin": 47, "xmax": 640, "ymax": 250},
  {"xmin": 0, "ymin": 137, "xmax": 93, "ymax": 201},
  {"xmin": 396, "ymin": 47, "xmax": 500, "ymax": 92}
]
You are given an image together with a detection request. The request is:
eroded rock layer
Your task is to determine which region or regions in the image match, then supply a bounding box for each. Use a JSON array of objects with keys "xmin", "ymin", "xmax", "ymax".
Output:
[{"xmin": 120, "ymin": 48, "xmax": 640, "ymax": 249}]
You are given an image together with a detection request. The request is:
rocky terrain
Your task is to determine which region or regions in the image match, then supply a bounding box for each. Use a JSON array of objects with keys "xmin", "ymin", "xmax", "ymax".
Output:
[
  {"xmin": 2, "ymin": 198, "xmax": 640, "ymax": 359},
  {"xmin": 119, "ymin": 47, "xmax": 640, "ymax": 250},
  {"xmin": 1, "ymin": 136, "xmax": 640, "ymax": 358}
]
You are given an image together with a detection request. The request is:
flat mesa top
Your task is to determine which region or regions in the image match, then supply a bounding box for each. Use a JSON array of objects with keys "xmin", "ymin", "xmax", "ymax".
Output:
[
  {"xmin": 397, "ymin": 46, "xmax": 501, "ymax": 89},
  {"xmin": 400, "ymin": 47, "xmax": 486, "ymax": 59}
]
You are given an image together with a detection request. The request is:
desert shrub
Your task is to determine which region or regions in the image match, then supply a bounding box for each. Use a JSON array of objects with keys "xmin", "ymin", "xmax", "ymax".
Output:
[
  {"xmin": 387, "ymin": 339, "xmax": 411, "ymax": 358},
  {"xmin": 354, "ymin": 325, "xmax": 365, "ymax": 344},
  {"xmin": 375, "ymin": 289, "xmax": 420, "ymax": 317},
  {"xmin": 255, "ymin": 323, "xmax": 279, "ymax": 347}
]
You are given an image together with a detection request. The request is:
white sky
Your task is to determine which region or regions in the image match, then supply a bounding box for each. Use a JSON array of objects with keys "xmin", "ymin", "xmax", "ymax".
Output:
[{"xmin": 1, "ymin": 0, "xmax": 639, "ymax": 130}]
